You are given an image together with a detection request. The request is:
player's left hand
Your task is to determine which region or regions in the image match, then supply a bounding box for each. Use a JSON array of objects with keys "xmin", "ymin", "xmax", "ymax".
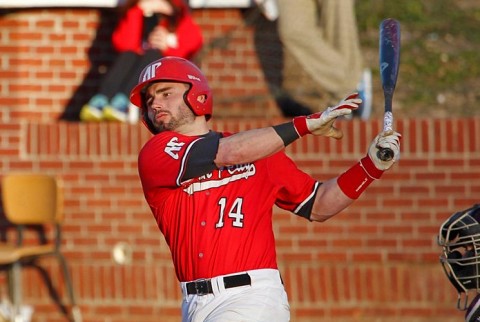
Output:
[
  {"xmin": 305, "ymin": 93, "xmax": 362, "ymax": 139},
  {"xmin": 367, "ymin": 131, "xmax": 402, "ymax": 170}
]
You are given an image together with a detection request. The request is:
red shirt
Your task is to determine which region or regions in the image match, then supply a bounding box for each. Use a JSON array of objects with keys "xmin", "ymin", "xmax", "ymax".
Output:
[
  {"xmin": 138, "ymin": 131, "xmax": 318, "ymax": 282},
  {"xmin": 112, "ymin": 4, "xmax": 203, "ymax": 59}
]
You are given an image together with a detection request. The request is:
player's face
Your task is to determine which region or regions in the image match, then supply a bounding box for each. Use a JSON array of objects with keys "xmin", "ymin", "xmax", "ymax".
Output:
[{"xmin": 145, "ymin": 82, "xmax": 195, "ymax": 133}]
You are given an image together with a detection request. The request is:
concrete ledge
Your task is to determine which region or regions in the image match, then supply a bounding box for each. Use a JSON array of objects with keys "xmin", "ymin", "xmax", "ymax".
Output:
[
  {"xmin": 190, "ymin": 0, "xmax": 252, "ymax": 8},
  {"xmin": 0, "ymin": 0, "xmax": 252, "ymax": 8},
  {"xmin": 0, "ymin": 0, "xmax": 120, "ymax": 8}
]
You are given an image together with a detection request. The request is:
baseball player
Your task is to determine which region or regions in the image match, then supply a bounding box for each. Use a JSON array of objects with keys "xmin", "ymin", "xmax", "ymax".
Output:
[
  {"xmin": 130, "ymin": 56, "xmax": 401, "ymax": 321},
  {"xmin": 438, "ymin": 204, "xmax": 480, "ymax": 322}
]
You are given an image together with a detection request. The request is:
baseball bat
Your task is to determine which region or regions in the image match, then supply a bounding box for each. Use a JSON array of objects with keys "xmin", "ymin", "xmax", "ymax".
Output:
[{"xmin": 377, "ymin": 18, "xmax": 401, "ymax": 161}]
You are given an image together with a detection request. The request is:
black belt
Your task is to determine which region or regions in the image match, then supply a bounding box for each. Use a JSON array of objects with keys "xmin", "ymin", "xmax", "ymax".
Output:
[{"xmin": 186, "ymin": 273, "xmax": 251, "ymax": 295}]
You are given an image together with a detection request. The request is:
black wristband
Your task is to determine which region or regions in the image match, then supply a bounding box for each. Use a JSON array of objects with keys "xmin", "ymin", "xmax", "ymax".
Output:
[{"xmin": 273, "ymin": 122, "xmax": 301, "ymax": 146}]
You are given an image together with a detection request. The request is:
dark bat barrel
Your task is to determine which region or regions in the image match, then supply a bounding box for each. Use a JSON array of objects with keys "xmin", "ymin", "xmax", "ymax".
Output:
[{"xmin": 377, "ymin": 18, "xmax": 400, "ymax": 162}]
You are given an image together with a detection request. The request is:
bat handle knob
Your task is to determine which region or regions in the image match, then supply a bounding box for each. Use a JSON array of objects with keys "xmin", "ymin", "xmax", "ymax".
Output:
[{"xmin": 377, "ymin": 147, "xmax": 394, "ymax": 162}]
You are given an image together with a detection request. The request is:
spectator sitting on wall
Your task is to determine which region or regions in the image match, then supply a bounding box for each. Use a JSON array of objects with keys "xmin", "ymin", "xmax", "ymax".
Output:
[
  {"xmin": 254, "ymin": 0, "xmax": 372, "ymax": 119},
  {"xmin": 80, "ymin": 0, "xmax": 203, "ymax": 122}
]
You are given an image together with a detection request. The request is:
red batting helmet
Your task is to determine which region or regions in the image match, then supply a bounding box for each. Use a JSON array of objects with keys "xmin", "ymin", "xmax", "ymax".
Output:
[{"xmin": 130, "ymin": 56, "xmax": 213, "ymax": 133}]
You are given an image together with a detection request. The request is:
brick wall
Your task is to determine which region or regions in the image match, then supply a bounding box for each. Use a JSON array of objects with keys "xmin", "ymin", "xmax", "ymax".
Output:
[{"xmin": 1, "ymin": 6, "xmax": 478, "ymax": 322}]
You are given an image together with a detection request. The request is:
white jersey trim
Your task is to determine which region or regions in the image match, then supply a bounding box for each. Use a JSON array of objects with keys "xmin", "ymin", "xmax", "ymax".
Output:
[{"xmin": 293, "ymin": 181, "xmax": 319, "ymax": 213}]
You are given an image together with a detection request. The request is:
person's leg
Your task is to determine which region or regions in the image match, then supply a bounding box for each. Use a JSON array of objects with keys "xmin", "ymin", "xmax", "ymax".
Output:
[
  {"xmin": 103, "ymin": 50, "xmax": 162, "ymax": 122},
  {"xmin": 119, "ymin": 49, "xmax": 162, "ymax": 96},
  {"xmin": 81, "ymin": 51, "xmax": 140, "ymax": 121},
  {"xmin": 205, "ymin": 284, "xmax": 289, "ymax": 322},
  {"xmin": 181, "ymin": 269, "xmax": 290, "ymax": 322},
  {"xmin": 277, "ymin": 0, "xmax": 362, "ymax": 100},
  {"xmin": 98, "ymin": 51, "xmax": 140, "ymax": 98},
  {"xmin": 320, "ymin": 0, "xmax": 371, "ymax": 119}
]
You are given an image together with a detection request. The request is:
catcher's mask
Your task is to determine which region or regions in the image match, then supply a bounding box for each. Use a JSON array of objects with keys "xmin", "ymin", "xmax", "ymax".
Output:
[
  {"xmin": 129, "ymin": 56, "xmax": 213, "ymax": 134},
  {"xmin": 438, "ymin": 204, "xmax": 480, "ymax": 316}
]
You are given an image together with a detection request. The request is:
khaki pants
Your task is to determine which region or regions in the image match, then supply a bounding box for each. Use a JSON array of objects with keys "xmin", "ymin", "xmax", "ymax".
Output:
[{"xmin": 277, "ymin": 0, "xmax": 363, "ymax": 104}]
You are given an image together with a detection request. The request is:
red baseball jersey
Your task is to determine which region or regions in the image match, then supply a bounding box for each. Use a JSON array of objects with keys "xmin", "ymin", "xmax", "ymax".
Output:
[{"xmin": 138, "ymin": 131, "xmax": 319, "ymax": 282}]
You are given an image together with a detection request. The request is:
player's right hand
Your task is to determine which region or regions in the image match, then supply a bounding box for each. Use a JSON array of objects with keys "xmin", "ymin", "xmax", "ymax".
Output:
[{"xmin": 305, "ymin": 93, "xmax": 362, "ymax": 139}]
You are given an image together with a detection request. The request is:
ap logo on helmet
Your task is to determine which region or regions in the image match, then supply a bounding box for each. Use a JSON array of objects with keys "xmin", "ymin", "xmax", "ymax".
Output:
[{"xmin": 140, "ymin": 62, "xmax": 162, "ymax": 83}]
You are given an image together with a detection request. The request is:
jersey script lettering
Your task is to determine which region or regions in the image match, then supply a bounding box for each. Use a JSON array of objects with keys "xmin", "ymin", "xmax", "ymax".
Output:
[{"xmin": 183, "ymin": 163, "xmax": 256, "ymax": 195}]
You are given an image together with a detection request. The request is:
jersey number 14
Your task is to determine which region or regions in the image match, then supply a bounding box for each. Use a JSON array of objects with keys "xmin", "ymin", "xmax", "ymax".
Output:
[{"xmin": 215, "ymin": 197, "xmax": 245, "ymax": 228}]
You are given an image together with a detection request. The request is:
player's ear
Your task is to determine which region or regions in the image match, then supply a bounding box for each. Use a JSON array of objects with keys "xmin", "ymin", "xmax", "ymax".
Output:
[{"xmin": 197, "ymin": 95, "xmax": 206, "ymax": 103}]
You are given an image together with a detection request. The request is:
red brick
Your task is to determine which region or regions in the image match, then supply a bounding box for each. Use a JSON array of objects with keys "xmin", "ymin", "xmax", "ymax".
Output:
[{"xmin": 0, "ymin": 7, "xmax": 475, "ymax": 322}]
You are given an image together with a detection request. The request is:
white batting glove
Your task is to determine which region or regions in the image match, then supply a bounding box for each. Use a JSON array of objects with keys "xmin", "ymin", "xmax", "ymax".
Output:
[
  {"xmin": 367, "ymin": 131, "xmax": 402, "ymax": 171},
  {"xmin": 304, "ymin": 93, "xmax": 362, "ymax": 139}
]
